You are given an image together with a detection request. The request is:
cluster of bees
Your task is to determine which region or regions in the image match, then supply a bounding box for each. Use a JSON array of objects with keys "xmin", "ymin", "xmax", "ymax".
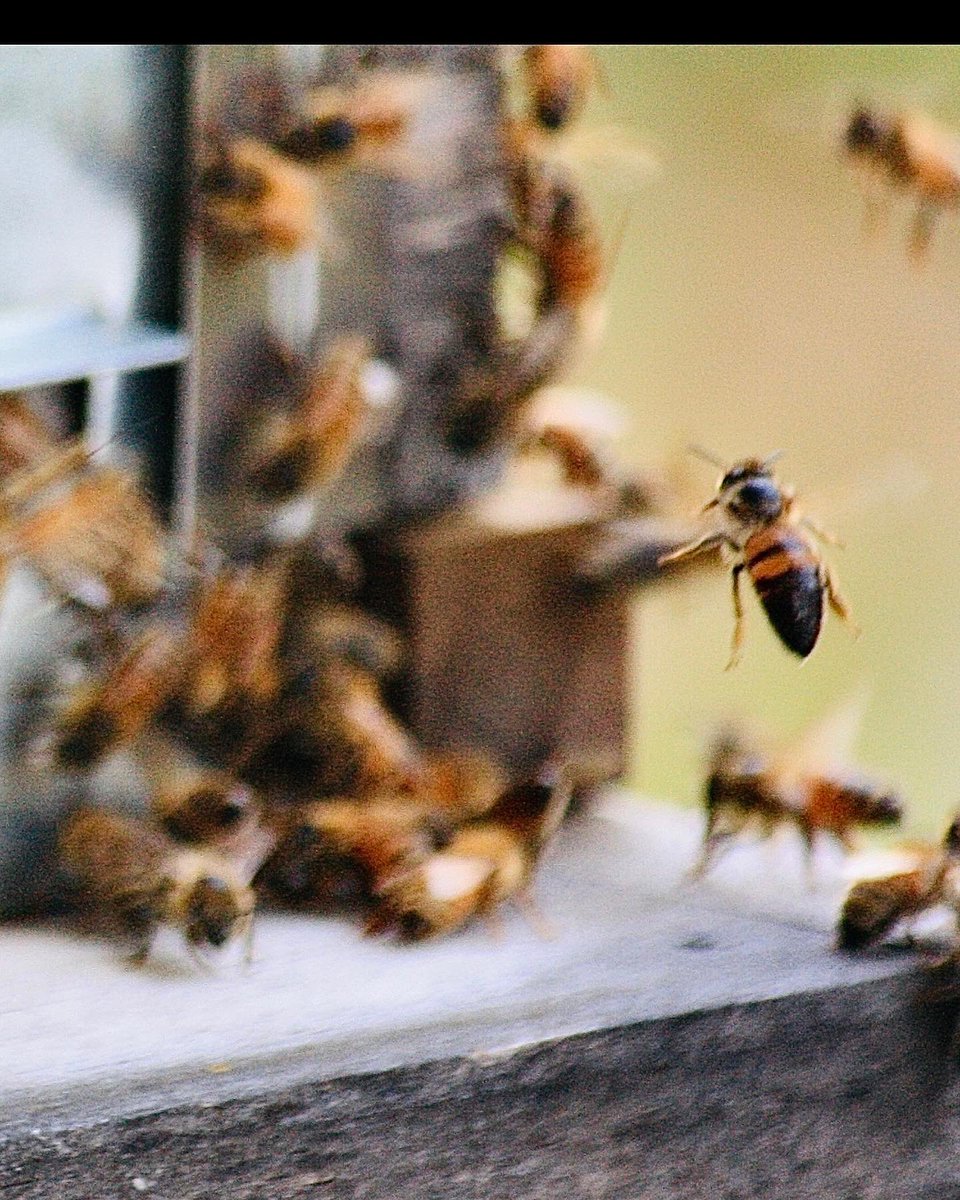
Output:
[
  {"xmin": 3, "ymin": 46, "xmax": 620, "ymax": 969},
  {"xmin": 12, "ymin": 50, "xmax": 960, "ymax": 981},
  {"xmin": 0, "ymin": 379, "xmax": 585, "ymax": 965}
]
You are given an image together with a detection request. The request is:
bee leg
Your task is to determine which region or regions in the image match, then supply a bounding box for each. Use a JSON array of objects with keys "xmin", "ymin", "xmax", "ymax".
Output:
[
  {"xmin": 909, "ymin": 199, "xmax": 938, "ymax": 264},
  {"xmin": 658, "ymin": 531, "xmax": 725, "ymax": 567},
  {"xmin": 687, "ymin": 827, "xmax": 735, "ymax": 880},
  {"xmin": 823, "ymin": 566, "xmax": 861, "ymax": 637},
  {"xmin": 241, "ymin": 912, "xmax": 256, "ymax": 968},
  {"xmin": 514, "ymin": 887, "xmax": 557, "ymax": 940},
  {"xmin": 126, "ymin": 941, "xmax": 152, "ymax": 968},
  {"xmin": 800, "ymin": 515, "xmax": 843, "ymax": 548},
  {"xmin": 725, "ymin": 564, "xmax": 746, "ymax": 671}
]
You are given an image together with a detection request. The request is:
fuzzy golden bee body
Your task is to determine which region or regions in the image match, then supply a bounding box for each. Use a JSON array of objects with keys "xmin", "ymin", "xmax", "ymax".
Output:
[
  {"xmin": 837, "ymin": 817, "xmax": 960, "ymax": 952},
  {"xmin": 660, "ymin": 452, "xmax": 855, "ymax": 665},
  {"xmin": 845, "ymin": 105, "xmax": 960, "ymax": 259},
  {"xmin": 51, "ymin": 627, "xmax": 183, "ymax": 771},
  {"xmin": 199, "ymin": 135, "xmax": 317, "ymax": 260},
  {"xmin": 58, "ymin": 808, "xmax": 256, "ymax": 964},
  {"xmin": 243, "ymin": 335, "xmax": 371, "ymax": 504},
  {"xmin": 257, "ymin": 798, "xmax": 450, "ymax": 912},
  {"xmin": 368, "ymin": 767, "xmax": 572, "ymax": 941}
]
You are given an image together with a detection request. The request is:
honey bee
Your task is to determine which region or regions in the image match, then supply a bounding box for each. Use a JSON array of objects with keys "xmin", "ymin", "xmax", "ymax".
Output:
[
  {"xmin": 528, "ymin": 422, "xmax": 663, "ymax": 519},
  {"xmin": 659, "ymin": 450, "xmax": 857, "ymax": 666},
  {"xmin": 47, "ymin": 627, "xmax": 183, "ymax": 772},
  {"xmin": 0, "ymin": 397, "xmax": 167, "ymax": 611},
  {"xmin": 447, "ymin": 145, "xmax": 603, "ymax": 453},
  {"xmin": 257, "ymin": 798, "xmax": 451, "ymax": 913},
  {"xmin": 844, "ymin": 104, "xmax": 960, "ymax": 260},
  {"xmin": 521, "ymin": 46, "xmax": 595, "ymax": 132},
  {"xmin": 243, "ymin": 335, "xmax": 372, "ymax": 504},
  {"xmin": 276, "ymin": 77, "xmax": 414, "ymax": 166},
  {"xmin": 58, "ymin": 807, "xmax": 257, "ymax": 966},
  {"xmin": 367, "ymin": 763, "xmax": 572, "ymax": 942},
  {"xmin": 694, "ymin": 715, "xmax": 902, "ymax": 880},
  {"xmin": 137, "ymin": 732, "xmax": 265, "ymax": 853},
  {"xmin": 837, "ymin": 814, "xmax": 960, "ymax": 952},
  {"xmin": 199, "ymin": 134, "xmax": 317, "ymax": 261}
]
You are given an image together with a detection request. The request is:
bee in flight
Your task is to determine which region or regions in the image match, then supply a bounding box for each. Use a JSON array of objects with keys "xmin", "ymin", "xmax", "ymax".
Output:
[
  {"xmin": 844, "ymin": 104, "xmax": 960, "ymax": 261},
  {"xmin": 659, "ymin": 449, "xmax": 857, "ymax": 667}
]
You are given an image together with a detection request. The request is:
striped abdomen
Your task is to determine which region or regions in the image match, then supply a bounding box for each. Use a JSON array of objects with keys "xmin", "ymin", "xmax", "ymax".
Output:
[{"xmin": 744, "ymin": 526, "xmax": 823, "ymax": 658}]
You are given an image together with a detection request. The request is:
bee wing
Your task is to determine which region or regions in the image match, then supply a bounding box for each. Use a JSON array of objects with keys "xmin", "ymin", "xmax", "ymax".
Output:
[
  {"xmin": 535, "ymin": 124, "xmax": 661, "ymax": 195},
  {"xmin": 422, "ymin": 853, "xmax": 497, "ymax": 903},
  {"xmin": 769, "ymin": 686, "xmax": 870, "ymax": 788}
]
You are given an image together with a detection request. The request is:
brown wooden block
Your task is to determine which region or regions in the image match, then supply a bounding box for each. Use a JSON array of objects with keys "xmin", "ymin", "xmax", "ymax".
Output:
[{"xmin": 357, "ymin": 515, "xmax": 630, "ymax": 779}]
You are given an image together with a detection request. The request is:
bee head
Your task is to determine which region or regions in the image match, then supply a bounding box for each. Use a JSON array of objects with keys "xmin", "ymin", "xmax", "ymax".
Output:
[
  {"xmin": 165, "ymin": 780, "xmax": 256, "ymax": 842},
  {"xmin": 944, "ymin": 815, "xmax": 960, "ymax": 854},
  {"xmin": 185, "ymin": 875, "xmax": 247, "ymax": 949},
  {"xmin": 714, "ymin": 456, "xmax": 785, "ymax": 523},
  {"xmin": 845, "ymin": 105, "xmax": 886, "ymax": 156},
  {"xmin": 395, "ymin": 909, "xmax": 433, "ymax": 942}
]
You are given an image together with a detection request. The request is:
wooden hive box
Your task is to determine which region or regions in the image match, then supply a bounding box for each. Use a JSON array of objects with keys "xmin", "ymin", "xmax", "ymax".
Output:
[{"xmin": 357, "ymin": 510, "xmax": 631, "ymax": 779}]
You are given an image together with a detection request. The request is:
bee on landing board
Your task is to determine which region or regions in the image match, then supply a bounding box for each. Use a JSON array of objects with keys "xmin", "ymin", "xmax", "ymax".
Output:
[
  {"xmin": 659, "ymin": 449, "xmax": 857, "ymax": 667},
  {"xmin": 694, "ymin": 721, "xmax": 902, "ymax": 881},
  {"xmin": 58, "ymin": 808, "xmax": 258, "ymax": 967},
  {"xmin": 844, "ymin": 104, "xmax": 960, "ymax": 260},
  {"xmin": 256, "ymin": 798, "xmax": 452, "ymax": 914},
  {"xmin": 366, "ymin": 763, "xmax": 573, "ymax": 942},
  {"xmin": 837, "ymin": 814, "xmax": 960, "ymax": 954}
]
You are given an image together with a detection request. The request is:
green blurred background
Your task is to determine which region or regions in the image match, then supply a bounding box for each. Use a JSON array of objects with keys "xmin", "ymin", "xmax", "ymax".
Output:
[{"xmin": 567, "ymin": 45, "xmax": 960, "ymax": 837}]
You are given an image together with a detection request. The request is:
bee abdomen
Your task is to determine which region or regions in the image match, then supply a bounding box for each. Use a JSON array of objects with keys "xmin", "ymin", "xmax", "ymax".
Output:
[{"xmin": 745, "ymin": 533, "xmax": 823, "ymax": 658}]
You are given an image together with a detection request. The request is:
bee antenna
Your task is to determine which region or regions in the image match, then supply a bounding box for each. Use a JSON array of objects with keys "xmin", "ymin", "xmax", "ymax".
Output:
[
  {"xmin": 760, "ymin": 450, "xmax": 784, "ymax": 471},
  {"xmin": 687, "ymin": 443, "xmax": 728, "ymax": 469}
]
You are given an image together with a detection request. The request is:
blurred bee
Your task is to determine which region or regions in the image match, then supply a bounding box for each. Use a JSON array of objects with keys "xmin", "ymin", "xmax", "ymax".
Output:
[
  {"xmin": 13, "ymin": 466, "xmax": 168, "ymax": 612},
  {"xmin": 199, "ymin": 134, "xmax": 317, "ymax": 261},
  {"xmin": 275, "ymin": 77, "xmax": 414, "ymax": 166},
  {"xmin": 58, "ymin": 807, "xmax": 257, "ymax": 966},
  {"xmin": 447, "ymin": 144, "xmax": 604, "ymax": 453},
  {"xmin": 200, "ymin": 69, "xmax": 418, "ymax": 261},
  {"xmin": 172, "ymin": 561, "xmax": 286, "ymax": 766},
  {"xmin": 137, "ymin": 732, "xmax": 267, "ymax": 856},
  {"xmin": 694, "ymin": 714, "xmax": 902, "ymax": 880},
  {"xmin": 46, "ymin": 627, "xmax": 183, "ymax": 772},
  {"xmin": 257, "ymin": 798, "xmax": 451, "ymax": 913},
  {"xmin": 243, "ymin": 335, "xmax": 372, "ymax": 504},
  {"xmin": 367, "ymin": 763, "xmax": 572, "ymax": 942},
  {"xmin": 527, "ymin": 422, "xmax": 664, "ymax": 519},
  {"xmin": 521, "ymin": 46, "xmax": 595, "ymax": 132},
  {"xmin": 659, "ymin": 449, "xmax": 857, "ymax": 666},
  {"xmin": 0, "ymin": 396, "xmax": 167, "ymax": 611},
  {"xmin": 416, "ymin": 747, "xmax": 509, "ymax": 822},
  {"xmin": 838, "ymin": 814, "xmax": 960, "ymax": 952},
  {"xmin": 844, "ymin": 104, "xmax": 960, "ymax": 260}
]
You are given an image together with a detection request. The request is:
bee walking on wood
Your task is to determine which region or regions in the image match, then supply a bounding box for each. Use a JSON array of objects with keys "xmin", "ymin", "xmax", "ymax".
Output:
[
  {"xmin": 695, "ymin": 719, "xmax": 902, "ymax": 881},
  {"xmin": 694, "ymin": 692, "xmax": 902, "ymax": 881},
  {"xmin": 659, "ymin": 450, "xmax": 857, "ymax": 666},
  {"xmin": 838, "ymin": 814, "xmax": 960, "ymax": 954},
  {"xmin": 366, "ymin": 762, "xmax": 572, "ymax": 942},
  {"xmin": 58, "ymin": 808, "xmax": 258, "ymax": 967},
  {"xmin": 844, "ymin": 104, "xmax": 960, "ymax": 261}
]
